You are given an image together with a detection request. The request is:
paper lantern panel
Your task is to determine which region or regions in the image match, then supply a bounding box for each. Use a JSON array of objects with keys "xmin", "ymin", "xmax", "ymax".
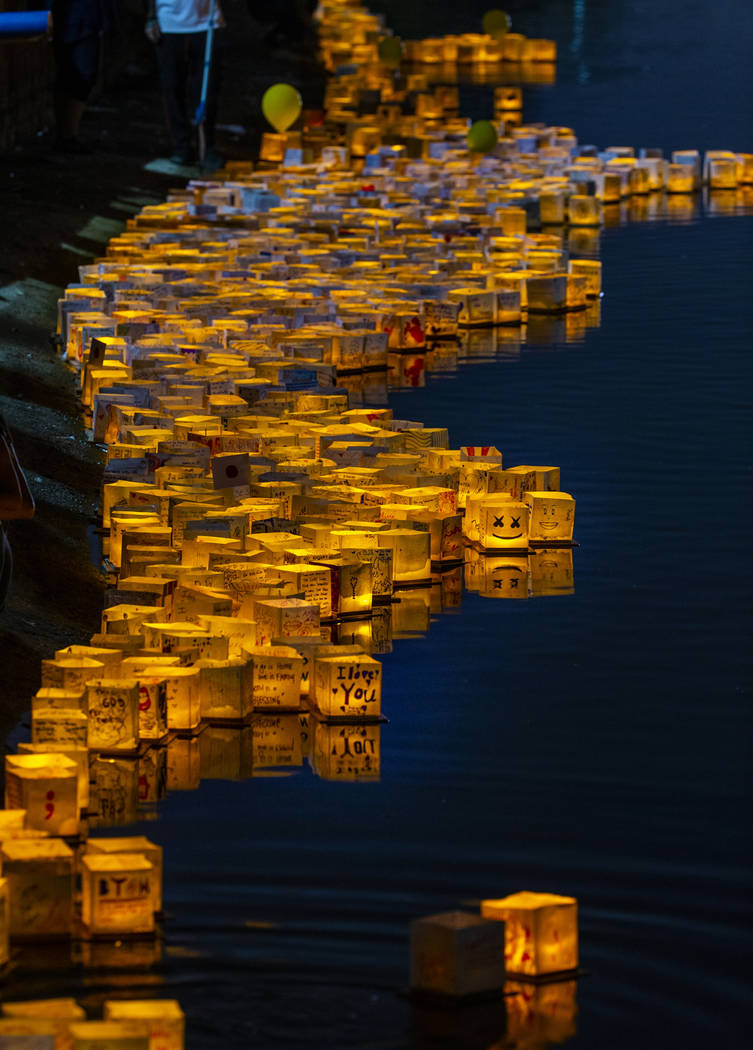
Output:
[{"xmin": 481, "ymin": 891, "xmax": 578, "ymax": 976}]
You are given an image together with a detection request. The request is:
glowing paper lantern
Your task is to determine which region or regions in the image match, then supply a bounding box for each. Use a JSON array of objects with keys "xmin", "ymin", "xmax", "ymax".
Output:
[
  {"xmin": 481, "ymin": 891, "xmax": 578, "ymax": 976},
  {"xmin": 467, "ymin": 120, "xmax": 498, "ymax": 154},
  {"xmin": 103, "ymin": 1001, "xmax": 185, "ymax": 1050},
  {"xmin": 261, "ymin": 83, "xmax": 302, "ymax": 134},
  {"xmin": 196, "ymin": 658, "xmax": 253, "ymax": 722},
  {"xmin": 87, "ymin": 680, "xmax": 140, "ymax": 753},
  {"xmin": 1, "ymin": 838, "xmax": 74, "ymax": 938},
  {"xmin": 312, "ymin": 653, "xmax": 382, "ymax": 719},
  {"xmin": 524, "ymin": 491, "xmax": 575, "ymax": 543},
  {"xmin": 81, "ymin": 853, "xmax": 154, "ymax": 935},
  {"xmin": 87, "ymin": 836, "xmax": 163, "ymax": 914},
  {"xmin": 4, "ymin": 754, "xmax": 80, "ymax": 836},
  {"xmin": 17, "ymin": 742, "xmax": 90, "ymax": 811},
  {"xmin": 478, "ymin": 499, "xmax": 530, "ymax": 550},
  {"xmin": 244, "ymin": 645, "xmax": 304, "ymax": 709},
  {"xmin": 410, "ymin": 910, "xmax": 506, "ymax": 997},
  {"xmin": 69, "ymin": 1021, "xmax": 150, "ymax": 1049}
]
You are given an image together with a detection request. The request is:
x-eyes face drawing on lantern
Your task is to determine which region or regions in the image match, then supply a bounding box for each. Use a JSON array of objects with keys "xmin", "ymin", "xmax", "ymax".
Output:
[{"xmin": 481, "ymin": 501, "xmax": 529, "ymax": 547}]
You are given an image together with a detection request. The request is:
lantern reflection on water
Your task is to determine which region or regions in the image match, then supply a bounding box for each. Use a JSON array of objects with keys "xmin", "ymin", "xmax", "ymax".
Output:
[{"xmin": 481, "ymin": 891, "xmax": 578, "ymax": 977}]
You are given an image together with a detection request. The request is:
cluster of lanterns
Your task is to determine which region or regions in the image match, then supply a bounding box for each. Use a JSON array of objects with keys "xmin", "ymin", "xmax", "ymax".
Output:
[
  {"xmin": 0, "ymin": 996, "xmax": 185, "ymax": 1048},
  {"xmin": 7, "ymin": 0, "xmax": 751, "ymax": 1037},
  {"xmin": 316, "ymin": 3, "xmax": 557, "ymax": 75}
]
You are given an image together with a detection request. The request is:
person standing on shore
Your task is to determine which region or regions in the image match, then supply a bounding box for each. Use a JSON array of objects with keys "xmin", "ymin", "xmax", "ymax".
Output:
[
  {"xmin": 50, "ymin": 0, "xmax": 118, "ymax": 152},
  {"xmin": 145, "ymin": 0, "xmax": 225, "ymax": 168},
  {"xmin": 0, "ymin": 416, "xmax": 35, "ymax": 615}
]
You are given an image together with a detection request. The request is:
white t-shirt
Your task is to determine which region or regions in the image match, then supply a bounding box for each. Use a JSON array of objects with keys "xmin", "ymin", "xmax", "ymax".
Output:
[{"xmin": 156, "ymin": 0, "xmax": 224, "ymax": 34}]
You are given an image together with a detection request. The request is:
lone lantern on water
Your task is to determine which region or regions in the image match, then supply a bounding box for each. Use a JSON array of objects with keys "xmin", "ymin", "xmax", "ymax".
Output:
[
  {"xmin": 481, "ymin": 891, "xmax": 578, "ymax": 977},
  {"xmin": 410, "ymin": 910, "xmax": 506, "ymax": 998}
]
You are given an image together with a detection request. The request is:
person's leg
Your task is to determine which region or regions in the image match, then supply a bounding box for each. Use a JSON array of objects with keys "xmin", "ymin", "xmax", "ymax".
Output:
[
  {"xmin": 53, "ymin": 34, "xmax": 100, "ymax": 148},
  {"xmin": 156, "ymin": 32, "xmax": 194, "ymax": 161}
]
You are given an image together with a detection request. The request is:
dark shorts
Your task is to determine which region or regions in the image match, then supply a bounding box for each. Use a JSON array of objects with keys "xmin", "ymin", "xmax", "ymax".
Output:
[
  {"xmin": 0, "ymin": 529, "xmax": 12, "ymax": 614},
  {"xmin": 54, "ymin": 33, "xmax": 101, "ymax": 101}
]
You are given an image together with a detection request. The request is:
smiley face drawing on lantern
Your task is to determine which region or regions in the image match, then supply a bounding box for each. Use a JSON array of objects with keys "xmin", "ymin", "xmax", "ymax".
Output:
[
  {"xmin": 524, "ymin": 491, "xmax": 575, "ymax": 543},
  {"xmin": 479, "ymin": 499, "xmax": 529, "ymax": 550}
]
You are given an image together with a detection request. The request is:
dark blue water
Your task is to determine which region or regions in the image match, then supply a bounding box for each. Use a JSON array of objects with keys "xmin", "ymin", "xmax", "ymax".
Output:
[{"xmin": 9, "ymin": 2, "xmax": 753, "ymax": 1047}]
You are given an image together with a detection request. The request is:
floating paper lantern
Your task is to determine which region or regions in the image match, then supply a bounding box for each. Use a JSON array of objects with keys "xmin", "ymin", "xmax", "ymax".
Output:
[
  {"xmin": 31, "ymin": 706, "xmax": 88, "ymax": 749},
  {"xmin": 5, "ymin": 754, "xmax": 80, "ymax": 836},
  {"xmin": 103, "ymin": 1001, "xmax": 185, "ymax": 1050},
  {"xmin": 481, "ymin": 891, "xmax": 578, "ymax": 976},
  {"xmin": 244, "ymin": 645, "xmax": 304, "ymax": 709},
  {"xmin": 17, "ymin": 743, "xmax": 90, "ymax": 812},
  {"xmin": 410, "ymin": 910, "xmax": 506, "ymax": 997},
  {"xmin": 81, "ymin": 853, "xmax": 154, "ymax": 936},
  {"xmin": 0, "ymin": 1017, "xmax": 62, "ymax": 1045},
  {"xmin": 69, "ymin": 1021, "xmax": 150, "ymax": 1050},
  {"xmin": 253, "ymin": 597, "xmax": 321, "ymax": 645},
  {"xmin": 524, "ymin": 491, "xmax": 575, "ymax": 543},
  {"xmin": 87, "ymin": 680, "xmax": 141, "ymax": 753},
  {"xmin": 478, "ymin": 498, "xmax": 529, "ymax": 550},
  {"xmin": 1, "ymin": 838, "xmax": 74, "ymax": 938},
  {"xmin": 196, "ymin": 658, "xmax": 253, "ymax": 722},
  {"xmin": 87, "ymin": 836, "xmax": 163, "ymax": 914},
  {"xmin": 312, "ymin": 653, "xmax": 382, "ymax": 719}
]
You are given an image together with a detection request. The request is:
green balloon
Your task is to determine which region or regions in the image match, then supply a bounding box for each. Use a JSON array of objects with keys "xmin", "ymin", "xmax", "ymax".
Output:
[
  {"xmin": 467, "ymin": 120, "xmax": 499, "ymax": 154},
  {"xmin": 482, "ymin": 8, "xmax": 511, "ymax": 40},
  {"xmin": 261, "ymin": 83, "xmax": 302, "ymax": 133},
  {"xmin": 378, "ymin": 36, "xmax": 403, "ymax": 66}
]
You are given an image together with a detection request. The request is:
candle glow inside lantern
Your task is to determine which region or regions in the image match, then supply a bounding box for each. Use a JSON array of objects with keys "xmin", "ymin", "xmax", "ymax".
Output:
[
  {"xmin": 87, "ymin": 680, "xmax": 141, "ymax": 753},
  {"xmin": 244, "ymin": 645, "xmax": 304, "ymax": 709},
  {"xmin": 196, "ymin": 658, "xmax": 253, "ymax": 722},
  {"xmin": 478, "ymin": 499, "xmax": 530, "ymax": 550},
  {"xmin": 4, "ymin": 754, "xmax": 80, "ymax": 836},
  {"xmin": 1, "ymin": 838, "xmax": 75, "ymax": 938},
  {"xmin": 480, "ymin": 891, "xmax": 578, "ymax": 977},
  {"xmin": 86, "ymin": 836, "xmax": 163, "ymax": 914},
  {"xmin": 103, "ymin": 1001, "xmax": 185, "ymax": 1050},
  {"xmin": 524, "ymin": 491, "xmax": 575, "ymax": 543},
  {"xmin": 410, "ymin": 910, "xmax": 506, "ymax": 998},
  {"xmin": 311, "ymin": 653, "xmax": 382, "ymax": 719},
  {"xmin": 81, "ymin": 853, "xmax": 154, "ymax": 936}
]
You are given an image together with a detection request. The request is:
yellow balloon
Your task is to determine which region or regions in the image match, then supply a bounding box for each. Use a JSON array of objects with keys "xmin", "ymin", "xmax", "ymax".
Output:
[
  {"xmin": 261, "ymin": 83, "xmax": 303, "ymax": 134},
  {"xmin": 467, "ymin": 120, "xmax": 498, "ymax": 154},
  {"xmin": 482, "ymin": 9, "xmax": 511, "ymax": 41},
  {"xmin": 378, "ymin": 36, "xmax": 403, "ymax": 66}
]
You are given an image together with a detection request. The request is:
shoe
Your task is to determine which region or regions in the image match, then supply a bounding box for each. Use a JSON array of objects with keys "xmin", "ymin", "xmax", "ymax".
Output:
[{"xmin": 168, "ymin": 151, "xmax": 194, "ymax": 166}]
